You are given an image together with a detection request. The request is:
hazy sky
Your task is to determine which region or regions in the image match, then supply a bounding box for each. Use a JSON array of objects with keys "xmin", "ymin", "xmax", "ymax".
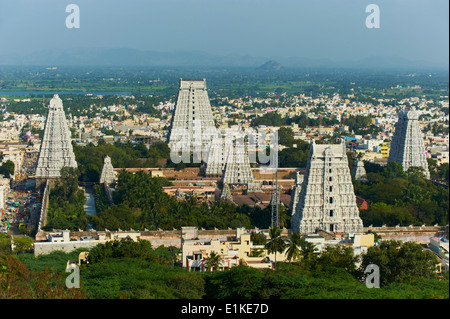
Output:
[{"xmin": 0, "ymin": 0, "xmax": 448, "ymax": 64}]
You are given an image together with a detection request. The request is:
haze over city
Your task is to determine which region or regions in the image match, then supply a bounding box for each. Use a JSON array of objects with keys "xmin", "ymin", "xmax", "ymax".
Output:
[{"xmin": 0, "ymin": 0, "xmax": 448, "ymax": 68}]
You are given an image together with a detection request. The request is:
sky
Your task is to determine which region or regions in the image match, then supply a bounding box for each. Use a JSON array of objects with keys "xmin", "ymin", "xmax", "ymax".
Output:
[{"xmin": 0, "ymin": 0, "xmax": 448, "ymax": 66}]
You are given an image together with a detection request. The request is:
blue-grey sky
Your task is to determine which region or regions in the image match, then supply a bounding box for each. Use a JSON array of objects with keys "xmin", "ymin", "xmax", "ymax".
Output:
[{"xmin": 0, "ymin": 0, "xmax": 448, "ymax": 65}]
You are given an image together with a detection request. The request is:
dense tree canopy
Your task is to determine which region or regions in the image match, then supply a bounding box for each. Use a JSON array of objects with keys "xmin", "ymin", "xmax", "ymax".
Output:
[
  {"xmin": 89, "ymin": 171, "xmax": 255, "ymax": 231},
  {"xmin": 355, "ymin": 161, "xmax": 449, "ymax": 226},
  {"xmin": 44, "ymin": 167, "xmax": 87, "ymax": 231}
]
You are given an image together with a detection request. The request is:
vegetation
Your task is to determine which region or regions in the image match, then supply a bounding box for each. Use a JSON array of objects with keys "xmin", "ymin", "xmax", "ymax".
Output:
[
  {"xmin": 6, "ymin": 236, "xmax": 448, "ymax": 299},
  {"xmin": 44, "ymin": 167, "xmax": 88, "ymax": 231},
  {"xmin": 89, "ymin": 171, "xmax": 255, "ymax": 231},
  {"xmin": 73, "ymin": 140, "xmax": 171, "ymax": 183},
  {"xmin": 264, "ymin": 227, "xmax": 287, "ymax": 268},
  {"xmin": 0, "ymin": 255, "xmax": 85, "ymax": 299},
  {"xmin": 355, "ymin": 162, "xmax": 449, "ymax": 226},
  {"xmin": 341, "ymin": 115, "xmax": 381, "ymax": 135},
  {"xmin": 358, "ymin": 240, "xmax": 440, "ymax": 287},
  {"xmin": 0, "ymin": 160, "xmax": 15, "ymax": 178}
]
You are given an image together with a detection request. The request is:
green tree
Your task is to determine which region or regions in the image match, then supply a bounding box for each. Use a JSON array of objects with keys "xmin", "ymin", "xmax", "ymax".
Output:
[
  {"xmin": 204, "ymin": 251, "xmax": 222, "ymax": 272},
  {"xmin": 250, "ymin": 232, "xmax": 266, "ymax": 245},
  {"xmin": 0, "ymin": 160, "xmax": 15, "ymax": 178},
  {"xmin": 265, "ymin": 227, "xmax": 287, "ymax": 269},
  {"xmin": 0, "ymin": 234, "xmax": 12, "ymax": 256},
  {"xmin": 285, "ymin": 232, "xmax": 302, "ymax": 263},
  {"xmin": 359, "ymin": 240, "xmax": 439, "ymax": 287},
  {"xmin": 12, "ymin": 236, "xmax": 34, "ymax": 254}
]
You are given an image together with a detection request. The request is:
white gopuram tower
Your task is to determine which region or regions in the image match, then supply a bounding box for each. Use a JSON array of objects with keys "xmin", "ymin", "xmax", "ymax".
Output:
[
  {"xmin": 291, "ymin": 140, "xmax": 363, "ymax": 234},
  {"xmin": 168, "ymin": 79, "xmax": 216, "ymax": 163},
  {"xmin": 352, "ymin": 160, "xmax": 367, "ymax": 182},
  {"xmin": 388, "ymin": 107, "xmax": 430, "ymax": 178},
  {"xmin": 99, "ymin": 155, "xmax": 116, "ymax": 185},
  {"xmin": 289, "ymin": 171, "xmax": 303, "ymax": 212},
  {"xmin": 205, "ymin": 134, "xmax": 232, "ymax": 177},
  {"xmin": 222, "ymin": 142, "xmax": 253, "ymax": 185},
  {"xmin": 35, "ymin": 94, "xmax": 78, "ymax": 188}
]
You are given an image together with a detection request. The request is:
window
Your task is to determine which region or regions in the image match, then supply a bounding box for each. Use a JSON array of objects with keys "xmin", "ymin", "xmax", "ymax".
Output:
[
  {"xmin": 329, "ymin": 186, "xmax": 333, "ymax": 192},
  {"xmin": 329, "ymin": 177, "xmax": 332, "ymax": 182},
  {"xmin": 329, "ymin": 169, "xmax": 332, "ymax": 173},
  {"xmin": 329, "ymin": 197, "xmax": 333, "ymax": 204},
  {"xmin": 330, "ymin": 210, "xmax": 334, "ymax": 217}
]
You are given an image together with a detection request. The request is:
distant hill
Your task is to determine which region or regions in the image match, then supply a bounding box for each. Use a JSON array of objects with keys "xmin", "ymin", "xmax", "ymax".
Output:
[
  {"xmin": 0, "ymin": 47, "xmax": 266, "ymax": 68},
  {"xmin": 0, "ymin": 47, "xmax": 446, "ymax": 70},
  {"xmin": 258, "ymin": 60, "xmax": 282, "ymax": 70}
]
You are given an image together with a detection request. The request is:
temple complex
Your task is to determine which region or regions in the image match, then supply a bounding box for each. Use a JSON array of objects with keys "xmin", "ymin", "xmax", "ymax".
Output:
[{"xmin": 291, "ymin": 140, "xmax": 364, "ymax": 234}]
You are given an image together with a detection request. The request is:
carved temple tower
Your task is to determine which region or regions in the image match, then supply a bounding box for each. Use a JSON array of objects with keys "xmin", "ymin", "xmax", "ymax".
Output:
[
  {"xmin": 168, "ymin": 79, "xmax": 216, "ymax": 163},
  {"xmin": 222, "ymin": 142, "xmax": 253, "ymax": 185},
  {"xmin": 35, "ymin": 94, "xmax": 78, "ymax": 188},
  {"xmin": 352, "ymin": 160, "xmax": 367, "ymax": 182},
  {"xmin": 291, "ymin": 140, "xmax": 363, "ymax": 234},
  {"xmin": 388, "ymin": 107, "xmax": 430, "ymax": 178},
  {"xmin": 99, "ymin": 155, "xmax": 116, "ymax": 185}
]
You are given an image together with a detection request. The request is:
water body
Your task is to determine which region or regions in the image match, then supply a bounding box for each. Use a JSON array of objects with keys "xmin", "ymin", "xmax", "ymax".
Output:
[{"xmin": 83, "ymin": 186, "xmax": 97, "ymax": 216}]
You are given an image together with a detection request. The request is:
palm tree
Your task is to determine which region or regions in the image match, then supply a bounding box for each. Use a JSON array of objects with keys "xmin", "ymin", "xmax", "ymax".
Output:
[
  {"xmin": 299, "ymin": 237, "xmax": 318, "ymax": 267},
  {"xmin": 204, "ymin": 251, "xmax": 222, "ymax": 272},
  {"xmin": 265, "ymin": 227, "xmax": 287, "ymax": 269},
  {"xmin": 285, "ymin": 232, "xmax": 302, "ymax": 263}
]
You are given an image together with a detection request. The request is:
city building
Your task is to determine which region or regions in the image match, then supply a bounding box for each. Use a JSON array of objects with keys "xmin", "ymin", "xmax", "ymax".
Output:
[{"xmin": 0, "ymin": 174, "xmax": 10, "ymax": 210}]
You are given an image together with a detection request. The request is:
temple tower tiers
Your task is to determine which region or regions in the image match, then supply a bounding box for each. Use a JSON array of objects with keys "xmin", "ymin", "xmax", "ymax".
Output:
[
  {"xmin": 205, "ymin": 134, "xmax": 232, "ymax": 177},
  {"xmin": 388, "ymin": 107, "xmax": 430, "ymax": 178},
  {"xmin": 35, "ymin": 94, "xmax": 77, "ymax": 187},
  {"xmin": 291, "ymin": 140, "xmax": 364, "ymax": 234},
  {"xmin": 99, "ymin": 155, "xmax": 116, "ymax": 185},
  {"xmin": 222, "ymin": 142, "xmax": 254, "ymax": 185},
  {"xmin": 168, "ymin": 79, "xmax": 216, "ymax": 162},
  {"xmin": 352, "ymin": 160, "xmax": 367, "ymax": 182},
  {"xmin": 289, "ymin": 171, "xmax": 304, "ymax": 211}
]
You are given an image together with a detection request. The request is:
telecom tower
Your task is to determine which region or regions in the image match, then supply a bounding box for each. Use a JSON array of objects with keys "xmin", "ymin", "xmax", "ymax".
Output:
[{"xmin": 270, "ymin": 139, "xmax": 279, "ymax": 228}]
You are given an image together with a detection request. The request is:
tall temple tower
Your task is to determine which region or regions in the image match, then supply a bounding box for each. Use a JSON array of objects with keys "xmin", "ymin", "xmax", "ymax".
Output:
[
  {"xmin": 352, "ymin": 159, "xmax": 367, "ymax": 182},
  {"xmin": 205, "ymin": 134, "xmax": 232, "ymax": 177},
  {"xmin": 388, "ymin": 107, "xmax": 430, "ymax": 178},
  {"xmin": 289, "ymin": 171, "xmax": 303, "ymax": 212},
  {"xmin": 99, "ymin": 155, "xmax": 116, "ymax": 185},
  {"xmin": 35, "ymin": 94, "xmax": 78, "ymax": 188},
  {"xmin": 168, "ymin": 79, "xmax": 216, "ymax": 162},
  {"xmin": 291, "ymin": 140, "xmax": 363, "ymax": 234},
  {"xmin": 222, "ymin": 142, "xmax": 253, "ymax": 185}
]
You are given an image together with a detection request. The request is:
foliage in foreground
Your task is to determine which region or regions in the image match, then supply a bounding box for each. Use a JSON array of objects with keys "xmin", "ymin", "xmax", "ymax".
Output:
[{"xmin": 6, "ymin": 239, "xmax": 449, "ymax": 299}]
